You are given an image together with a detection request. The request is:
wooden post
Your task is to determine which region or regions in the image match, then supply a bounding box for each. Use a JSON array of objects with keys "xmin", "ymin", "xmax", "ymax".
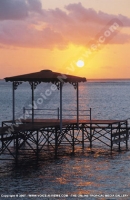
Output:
[
  {"xmin": 60, "ymin": 82, "xmax": 63, "ymax": 133},
  {"xmin": 72, "ymin": 125, "xmax": 75, "ymax": 153},
  {"xmin": 1, "ymin": 133, "xmax": 4, "ymax": 150},
  {"xmin": 126, "ymin": 120, "xmax": 128, "ymax": 150},
  {"xmin": 119, "ymin": 122, "xmax": 121, "ymax": 151},
  {"xmin": 58, "ymin": 107, "xmax": 60, "ymax": 120},
  {"xmin": 36, "ymin": 130, "xmax": 39, "ymax": 161},
  {"xmin": 90, "ymin": 122, "xmax": 92, "ymax": 148},
  {"xmin": 47, "ymin": 130, "xmax": 50, "ymax": 149},
  {"xmin": 32, "ymin": 82, "xmax": 34, "ymax": 123},
  {"xmin": 89, "ymin": 108, "xmax": 92, "ymax": 148},
  {"xmin": 55, "ymin": 128, "xmax": 58, "ymax": 158},
  {"xmin": 12, "ymin": 82, "xmax": 15, "ymax": 122},
  {"xmin": 90, "ymin": 108, "xmax": 92, "ymax": 120},
  {"xmin": 111, "ymin": 124, "xmax": 113, "ymax": 152},
  {"xmin": 77, "ymin": 83, "xmax": 79, "ymax": 130},
  {"xmin": 82, "ymin": 124, "xmax": 84, "ymax": 149}
]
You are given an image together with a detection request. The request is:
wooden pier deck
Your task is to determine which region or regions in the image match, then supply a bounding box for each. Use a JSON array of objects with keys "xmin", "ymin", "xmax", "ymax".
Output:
[
  {"xmin": 0, "ymin": 119, "xmax": 129, "ymax": 163},
  {"xmin": 3, "ymin": 70, "xmax": 129, "ymax": 164}
]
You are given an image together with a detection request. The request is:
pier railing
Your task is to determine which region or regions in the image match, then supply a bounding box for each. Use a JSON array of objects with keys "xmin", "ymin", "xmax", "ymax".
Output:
[{"xmin": 23, "ymin": 107, "xmax": 92, "ymax": 120}]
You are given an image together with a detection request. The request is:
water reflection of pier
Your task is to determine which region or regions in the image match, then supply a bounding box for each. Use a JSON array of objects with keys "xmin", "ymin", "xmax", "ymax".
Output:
[{"xmin": 0, "ymin": 70, "xmax": 129, "ymax": 163}]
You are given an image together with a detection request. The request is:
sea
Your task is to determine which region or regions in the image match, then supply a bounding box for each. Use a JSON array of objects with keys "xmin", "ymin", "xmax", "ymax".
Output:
[{"xmin": 0, "ymin": 79, "xmax": 130, "ymax": 200}]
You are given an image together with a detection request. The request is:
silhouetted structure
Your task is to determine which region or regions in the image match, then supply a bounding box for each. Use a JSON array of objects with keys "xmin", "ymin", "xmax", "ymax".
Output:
[{"xmin": 0, "ymin": 70, "xmax": 129, "ymax": 164}]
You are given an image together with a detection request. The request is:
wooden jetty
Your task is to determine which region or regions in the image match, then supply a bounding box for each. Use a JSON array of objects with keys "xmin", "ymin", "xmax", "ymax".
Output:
[
  {"xmin": 0, "ymin": 70, "xmax": 129, "ymax": 163},
  {"xmin": 0, "ymin": 119, "xmax": 129, "ymax": 163}
]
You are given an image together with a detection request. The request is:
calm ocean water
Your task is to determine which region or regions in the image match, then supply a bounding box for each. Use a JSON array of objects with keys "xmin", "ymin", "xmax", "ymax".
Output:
[{"xmin": 0, "ymin": 79, "xmax": 130, "ymax": 199}]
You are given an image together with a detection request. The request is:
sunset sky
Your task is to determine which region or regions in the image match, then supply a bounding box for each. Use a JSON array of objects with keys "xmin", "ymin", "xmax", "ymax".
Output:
[{"xmin": 0, "ymin": 0, "xmax": 130, "ymax": 79}]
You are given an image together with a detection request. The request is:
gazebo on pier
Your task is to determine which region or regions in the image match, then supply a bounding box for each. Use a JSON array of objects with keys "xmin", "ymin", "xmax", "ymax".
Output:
[
  {"xmin": 0, "ymin": 69, "xmax": 128, "ymax": 163},
  {"xmin": 5, "ymin": 69, "xmax": 87, "ymax": 131}
]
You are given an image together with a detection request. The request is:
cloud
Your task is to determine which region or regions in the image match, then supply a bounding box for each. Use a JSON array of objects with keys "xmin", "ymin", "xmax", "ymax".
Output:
[
  {"xmin": 0, "ymin": 20, "xmax": 65, "ymax": 49},
  {"xmin": 0, "ymin": 2, "xmax": 130, "ymax": 49},
  {"xmin": 65, "ymin": 3, "xmax": 130, "ymax": 26},
  {"xmin": 27, "ymin": 0, "xmax": 42, "ymax": 14},
  {"xmin": 0, "ymin": 0, "xmax": 42, "ymax": 20}
]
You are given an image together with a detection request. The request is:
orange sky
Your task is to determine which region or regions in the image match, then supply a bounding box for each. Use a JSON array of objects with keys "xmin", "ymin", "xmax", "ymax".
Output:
[{"xmin": 0, "ymin": 0, "xmax": 130, "ymax": 79}]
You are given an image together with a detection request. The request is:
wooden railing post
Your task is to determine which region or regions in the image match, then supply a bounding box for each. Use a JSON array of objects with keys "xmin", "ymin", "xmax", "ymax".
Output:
[
  {"xmin": 58, "ymin": 107, "xmax": 60, "ymax": 120},
  {"xmin": 90, "ymin": 108, "xmax": 92, "ymax": 120}
]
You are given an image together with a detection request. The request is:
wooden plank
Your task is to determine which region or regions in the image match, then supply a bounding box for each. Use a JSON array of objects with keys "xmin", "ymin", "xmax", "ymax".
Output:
[
  {"xmin": 0, "ymin": 119, "xmax": 128, "ymax": 138},
  {"xmin": 21, "ymin": 118, "xmax": 127, "ymax": 125}
]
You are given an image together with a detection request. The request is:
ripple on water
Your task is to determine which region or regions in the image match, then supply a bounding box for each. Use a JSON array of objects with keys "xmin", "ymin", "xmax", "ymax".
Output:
[{"xmin": 0, "ymin": 146, "xmax": 130, "ymax": 199}]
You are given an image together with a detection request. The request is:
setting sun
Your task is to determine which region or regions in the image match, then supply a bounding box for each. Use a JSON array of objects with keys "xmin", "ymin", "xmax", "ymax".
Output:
[
  {"xmin": 76, "ymin": 60, "xmax": 85, "ymax": 68},
  {"xmin": 0, "ymin": 0, "xmax": 130, "ymax": 79}
]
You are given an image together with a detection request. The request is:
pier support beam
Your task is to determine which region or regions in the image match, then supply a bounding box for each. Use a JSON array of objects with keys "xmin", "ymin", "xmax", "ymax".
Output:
[
  {"xmin": 119, "ymin": 122, "xmax": 121, "ymax": 151},
  {"xmin": 60, "ymin": 82, "xmax": 63, "ymax": 133},
  {"xmin": 1, "ymin": 133, "xmax": 4, "ymax": 150},
  {"xmin": 90, "ymin": 123, "xmax": 92, "ymax": 148},
  {"xmin": 13, "ymin": 82, "xmax": 16, "ymax": 148},
  {"xmin": 82, "ymin": 125, "xmax": 84, "ymax": 149},
  {"xmin": 77, "ymin": 82, "xmax": 79, "ymax": 130},
  {"xmin": 55, "ymin": 128, "xmax": 58, "ymax": 158},
  {"xmin": 12, "ymin": 82, "xmax": 15, "ymax": 122},
  {"xmin": 36, "ymin": 130, "xmax": 39, "ymax": 161},
  {"xmin": 110, "ymin": 124, "xmax": 113, "ymax": 152},
  {"xmin": 31, "ymin": 82, "xmax": 34, "ymax": 123},
  {"xmin": 126, "ymin": 121, "xmax": 128, "ymax": 150},
  {"xmin": 72, "ymin": 125, "xmax": 75, "ymax": 153},
  {"xmin": 47, "ymin": 131, "xmax": 50, "ymax": 149}
]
